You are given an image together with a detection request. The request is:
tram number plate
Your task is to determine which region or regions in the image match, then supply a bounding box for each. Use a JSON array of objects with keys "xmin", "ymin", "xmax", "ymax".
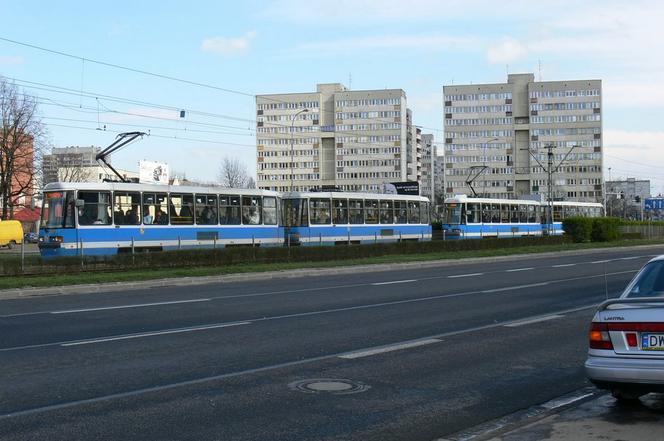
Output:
[{"xmin": 642, "ymin": 333, "xmax": 664, "ymax": 351}]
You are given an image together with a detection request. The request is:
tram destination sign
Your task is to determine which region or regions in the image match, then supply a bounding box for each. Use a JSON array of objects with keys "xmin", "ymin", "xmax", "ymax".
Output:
[{"xmin": 644, "ymin": 198, "xmax": 664, "ymax": 211}]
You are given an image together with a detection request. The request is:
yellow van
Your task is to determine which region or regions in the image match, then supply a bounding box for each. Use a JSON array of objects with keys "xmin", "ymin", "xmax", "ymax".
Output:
[{"xmin": 0, "ymin": 220, "xmax": 23, "ymax": 248}]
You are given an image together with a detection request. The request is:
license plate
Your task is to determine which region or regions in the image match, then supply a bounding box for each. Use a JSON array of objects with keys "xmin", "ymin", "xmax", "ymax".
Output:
[{"xmin": 642, "ymin": 333, "xmax": 664, "ymax": 351}]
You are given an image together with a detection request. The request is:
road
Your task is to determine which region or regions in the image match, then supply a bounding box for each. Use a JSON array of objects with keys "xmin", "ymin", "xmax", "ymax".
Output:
[{"xmin": 1, "ymin": 246, "xmax": 662, "ymax": 440}]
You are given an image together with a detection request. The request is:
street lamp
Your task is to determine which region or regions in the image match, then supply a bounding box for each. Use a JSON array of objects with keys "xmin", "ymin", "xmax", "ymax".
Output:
[{"xmin": 290, "ymin": 108, "xmax": 309, "ymax": 191}]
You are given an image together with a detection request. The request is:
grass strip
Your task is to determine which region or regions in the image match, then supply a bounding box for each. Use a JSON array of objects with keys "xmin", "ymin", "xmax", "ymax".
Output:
[{"xmin": 2, "ymin": 238, "xmax": 663, "ymax": 290}]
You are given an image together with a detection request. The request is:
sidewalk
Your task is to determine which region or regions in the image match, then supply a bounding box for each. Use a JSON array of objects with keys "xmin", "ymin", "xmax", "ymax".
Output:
[{"xmin": 487, "ymin": 393, "xmax": 664, "ymax": 441}]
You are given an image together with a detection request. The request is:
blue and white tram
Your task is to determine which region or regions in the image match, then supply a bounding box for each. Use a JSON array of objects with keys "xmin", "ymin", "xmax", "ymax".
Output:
[
  {"xmin": 281, "ymin": 191, "xmax": 432, "ymax": 245},
  {"xmin": 547, "ymin": 201, "xmax": 604, "ymax": 235},
  {"xmin": 38, "ymin": 182, "xmax": 282, "ymax": 257},
  {"xmin": 442, "ymin": 195, "xmax": 543, "ymax": 239}
]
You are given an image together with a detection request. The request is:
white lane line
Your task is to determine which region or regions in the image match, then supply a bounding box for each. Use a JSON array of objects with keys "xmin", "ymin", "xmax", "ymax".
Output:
[
  {"xmin": 542, "ymin": 392, "xmax": 595, "ymax": 410},
  {"xmin": 506, "ymin": 267, "xmax": 534, "ymax": 272},
  {"xmin": 339, "ymin": 338, "xmax": 442, "ymax": 359},
  {"xmin": 448, "ymin": 273, "xmax": 483, "ymax": 278},
  {"xmin": 60, "ymin": 322, "xmax": 249, "ymax": 347},
  {"xmin": 482, "ymin": 282, "xmax": 548, "ymax": 294},
  {"xmin": 620, "ymin": 256, "xmax": 641, "ymax": 260},
  {"xmin": 505, "ymin": 314, "xmax": 563, "ymax": 327},
  {"xmin": 51, "ymin": 298, "xmax": 211, "ymax": 314},
  {"xmin": 371, "ymin": 279, "xmax": 417, "ymax": 286},
  {"xmin": 590, "ymin": 260, "xmax": 611, "ymax": 264},
  {"xmin": 552, "ymin": 263, "xmax": 576, "ymax": 268}
]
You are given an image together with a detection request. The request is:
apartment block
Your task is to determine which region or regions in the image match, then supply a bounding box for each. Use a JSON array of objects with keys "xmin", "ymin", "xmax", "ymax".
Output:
[
  {"xmin": 443, "ymin": 73, "xmax": 602, "ymax": 202},
  {"xmin": 43, "ymin": 146, "xmax": 138, "ymax": 183},
  {"xmin": 420, "ymin": 133, "xmax": 436, "ymax": 203},
  {"xmin": 256, "ymin": 83, "xmax": 411, "ymax": 192}
]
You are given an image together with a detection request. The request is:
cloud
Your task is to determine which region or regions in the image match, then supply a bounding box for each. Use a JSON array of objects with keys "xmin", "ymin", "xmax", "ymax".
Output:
[
  {"xmin": 486, "ymin": 37, "xmax": 528, "ymax": 64},
  {"xmin": 201, "ymin": 31, "xmax": 257, "ymax": 56},
  {"xmin": 604, "ymin": 129, "xmax": 664, "ymax": 190},
  {"xmin": 0, "ymin": 56, "xmax": 24, "ymax": 66}
]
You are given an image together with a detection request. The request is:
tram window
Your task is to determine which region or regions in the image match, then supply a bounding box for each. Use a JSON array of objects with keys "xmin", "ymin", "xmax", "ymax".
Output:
[
  {"xmin": 349, "ymin": 199, "xmax": 364, "ymax": 224},
  {"xmin": 488, "ymin": 204, "xmax": 499, "ymax": 223},
  {"xmin": 142, "ymin": 193, "xmax": 168, "ymax": 225},
  {"xmin": 263, "ymin": 196, "xmax": 277, "ymax": 225},
  {"xmin": 467, "ymin": 203, "xmax": 481, "ymax": 224},
  {"xmin": 333, "ymin": 199, "xmax": 348, "ymax": 224},
  {"xmin": 518, "ymin": 205, "xmax": 528, "ymax": 223},
  {"xmin": 170, "ymin": 194, "xmax": 194, "ymax": 225},
  {"xmin": 499, "ymin": 204, "xmax": 509, "ymax": 223},
  {"xmin": 420, "ymin": 202, "xmax": 429, "ymax": 224},
  {"xmin": 553, "ymin": 206, "xmax": 562, "ymax": 222},
  {"xmin": 481, "ymin": 203, "xmax": 490, "ymax": 223},
  {"xmin": 242, "ymin": 196, "xmax": 262, "ymax": 225},
  {"xmin": 78, "ymin": 191, "xmax": 112, "ymax": 226},
  {"xmin": 282, "ymin": 198, "xmax": 308, "ymax": 227},
  {"xmin": 220, "ymin": 195, "xmax": 241, "ymax": 225},
  {"xmin": 365, "ymin": 199, "xmax": 379, "ymax": 224},
  {"xmin": 195, "ymin": 194, "xmax": 218, "ymax": 225},
  {"xmin": 527, "ymin": 205, "xmax": 537, "ymax": 223},
  {"xmin": 510, "ymin": 204, "xmax": 519, "ymax": 223},
  {"xmin": 394, "ymin": 201, "xmax": 408, "ymax": 223},
  {"xmin": 113, "ymin": 192, "xmax": 141, "ymax": 225},
  {"xmin": 310, "ymin": 198, "xmax": 332, "ymax": 225},
  {"xmin": 380, "ymin": 200, "xmax": 393, "ymax": 224},
  {"xmin": 408, "ymin": 201, "xmax": 421, "ymax": 224}
]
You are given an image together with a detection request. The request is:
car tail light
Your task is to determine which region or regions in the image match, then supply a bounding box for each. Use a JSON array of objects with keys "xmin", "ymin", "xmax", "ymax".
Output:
[
  {"xmin": 589, "ymin": 322, "xmax": 613, "ymax": 350},
  {"xmin": 626, "ymin": 332, "xmax": 638, "ymax": 347}
]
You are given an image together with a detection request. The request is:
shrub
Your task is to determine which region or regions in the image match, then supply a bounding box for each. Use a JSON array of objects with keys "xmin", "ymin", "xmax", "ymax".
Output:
[
  {"xmin": 591, "ymin": 217, "xmax": 621, "ymax": 242},
  {"xmin": 563, "ymin": 217, "xmax": 594, "ymax": 243}
]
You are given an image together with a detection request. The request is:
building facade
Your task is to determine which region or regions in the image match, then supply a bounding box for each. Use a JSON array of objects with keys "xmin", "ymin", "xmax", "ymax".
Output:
[
  {"xmin": 420, "ymin": 133, "xmax": 436, "ymax": 203},
  {"xmin": 443, "ymin": 73, "xmax": 602, "ymax": 202},
  {"xmin": 606, "ymin": 178, "xmax": 651, "ymax": 218},
  {"xmin": 256, "ymin": 83, "xmax": 412, "ymax": 192}
]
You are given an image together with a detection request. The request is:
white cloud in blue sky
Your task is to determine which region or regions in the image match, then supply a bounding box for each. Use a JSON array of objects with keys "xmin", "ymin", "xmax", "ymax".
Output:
[{"xmin": 0, "ymin": 0, "xmax": 662, "ymax": 191}]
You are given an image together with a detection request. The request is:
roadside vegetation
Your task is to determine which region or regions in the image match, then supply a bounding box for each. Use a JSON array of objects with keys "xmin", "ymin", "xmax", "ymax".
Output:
[{"xmin": 2, "ymin": 235, "xmax": 663, "ymax": 290}]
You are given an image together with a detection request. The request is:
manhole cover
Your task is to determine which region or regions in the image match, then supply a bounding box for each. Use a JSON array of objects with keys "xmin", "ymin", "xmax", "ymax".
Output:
[{"xmin": 288, "ymin": 378, "xmax": 370, "ymax": 395}]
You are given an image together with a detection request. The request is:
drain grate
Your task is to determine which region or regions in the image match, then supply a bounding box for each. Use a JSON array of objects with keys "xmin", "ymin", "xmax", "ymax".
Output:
[{"xmin": 288, "ymin": 378, "xmax": 370, "ymax": 395}]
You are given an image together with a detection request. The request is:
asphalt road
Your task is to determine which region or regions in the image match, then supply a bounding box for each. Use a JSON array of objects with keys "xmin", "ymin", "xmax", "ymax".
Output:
[{"xmin": 1, "ymin": 246, "xmax": 662, "ymax": 441}]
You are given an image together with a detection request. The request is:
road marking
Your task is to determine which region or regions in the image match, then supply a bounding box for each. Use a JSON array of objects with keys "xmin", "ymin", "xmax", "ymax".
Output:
[
  {"xmin": 482, "ymin": 282, "xmax": 548, "ymax": 294},
  {"xmin": 51, "ymin": 298, "xmax": 211, "ymax": 314},
  {"xmin": 506, "ymin": 267, "xmax": 534, "ymax": 272},
  {"xmin": 0, "ymin": 304, "xmax": 601, "ymax": 421},
  {"xmin": 552, "ymin": 263, "xmax": 576, "ymax": 268},
  {"xmin": 60, "ymin": 322, "xmax": 249, "ymax": 347},
  {"xmin": 620, "ymin": 256, "xmax": 641, "ymax": 260},
  {"xmin": 0, "ymin": 269, "xmax": 640, "ymax": 353},
  {"xmin": 590, "ymin": 260, "xmax": 611, "ymax": 264},
  {"xmin": 448, "ymin": 273, "xmax": 483, "ymax": 278},
  {"xmin": 371, "ymin": 279, "xmax": 417, "ymax": 286},
  {"xmin": 542, "ymin": 392, "xmax": 595, "ymax": 410},
  {"xmin": 339, "ymin": 338, "xmax": 441, "ymax": 359},
  {"xmin": 505, "ymin": 314, "xmax": 563, "ymax": 327}
]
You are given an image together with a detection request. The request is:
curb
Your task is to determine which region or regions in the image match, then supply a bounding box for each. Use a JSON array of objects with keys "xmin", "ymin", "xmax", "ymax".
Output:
[{"xmin": 2, "ymin": 243, "xmax": 663, "ymax": 300}]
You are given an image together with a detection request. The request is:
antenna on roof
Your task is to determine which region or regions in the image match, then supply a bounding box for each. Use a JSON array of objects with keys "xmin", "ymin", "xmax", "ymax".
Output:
[{"xmin": 538, "ymin": 59, "xmax": 542, "ymax": 81}]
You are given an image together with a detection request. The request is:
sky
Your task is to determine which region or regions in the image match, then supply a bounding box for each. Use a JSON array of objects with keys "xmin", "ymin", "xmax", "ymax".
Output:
[{"xmin": 1, "ymin": 0, "xmax": 663, "ymax": 193}]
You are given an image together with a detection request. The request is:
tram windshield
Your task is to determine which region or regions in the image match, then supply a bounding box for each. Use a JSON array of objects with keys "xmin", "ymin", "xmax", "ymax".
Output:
[
  {"xmin": 41, "ymin": 191, "xmax": 75, "ymax": 229},
  {"xmin": 444, "ymin": 203, "xmax": 463, "ymax": 225}
]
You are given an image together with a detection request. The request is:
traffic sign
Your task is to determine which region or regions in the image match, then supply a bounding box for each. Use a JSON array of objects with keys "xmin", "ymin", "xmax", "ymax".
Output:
[{"xmin": 644, "ymin": 198, "xmax": 664, "ymax": 210}]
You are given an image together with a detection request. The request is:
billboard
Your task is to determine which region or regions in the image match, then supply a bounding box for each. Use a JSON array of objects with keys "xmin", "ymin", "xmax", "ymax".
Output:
[
  {"xmin": 139, "ymin": 160, "xmax": 169, "ymax": 185},
  {"xmin": 383, "ymin": 181, "xmax": 420, "ymax": 196}
]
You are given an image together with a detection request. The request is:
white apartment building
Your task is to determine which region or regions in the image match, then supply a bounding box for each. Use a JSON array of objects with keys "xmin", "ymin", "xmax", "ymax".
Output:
[
  {"xmin": 443, "ymin": 73, "xmax": 602, "ymax": 202},
  {"xmin": 43, "ymin": 146, "xmax": 138, "ymax": 184},
  {"xmin": 256, "ymin": 83, "xmax": 413, "ymax": 192},
  {"xmin": 420, "ymin": 133, "xmax": 436, "ymax": 203}
]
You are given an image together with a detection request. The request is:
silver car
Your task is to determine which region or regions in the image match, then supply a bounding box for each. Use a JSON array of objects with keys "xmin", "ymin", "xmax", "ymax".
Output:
[{"xmin": 585, "ymin": 256, "xmax": 664, "ymax": 400}]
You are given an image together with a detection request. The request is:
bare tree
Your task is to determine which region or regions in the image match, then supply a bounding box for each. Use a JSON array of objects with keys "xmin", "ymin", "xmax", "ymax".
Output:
[
  {"xmin": 0, "ymin": 77, "xmax": 46, "ymax": 218},
  {"xmin": 218, "ymin": 157, "xmax": 253, "ymax": 188},
  {"xmin": 58, "ymin": 163, "xmax": 93, "ymax": 183}
]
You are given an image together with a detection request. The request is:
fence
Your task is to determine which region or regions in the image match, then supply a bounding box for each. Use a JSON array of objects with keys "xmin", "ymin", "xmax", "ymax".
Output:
[{"xmin": 620, "ymin": 224, "xmax": 664, "ymax": 239}]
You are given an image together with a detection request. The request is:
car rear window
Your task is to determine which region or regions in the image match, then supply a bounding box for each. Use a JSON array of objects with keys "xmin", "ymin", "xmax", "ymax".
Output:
[{"xmin": 626, "ymin": 261, "xmax": 664, "ymax": 298}]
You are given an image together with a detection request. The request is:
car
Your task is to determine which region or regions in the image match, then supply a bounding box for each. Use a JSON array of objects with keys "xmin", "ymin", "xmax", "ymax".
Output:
[
  {"xmin": 23, "ymin": 232, "xmax": 39, "ymax": 244},
  {"xmin": 585, "ymin": 256, "xmax": 664, "ymax": 401}
]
